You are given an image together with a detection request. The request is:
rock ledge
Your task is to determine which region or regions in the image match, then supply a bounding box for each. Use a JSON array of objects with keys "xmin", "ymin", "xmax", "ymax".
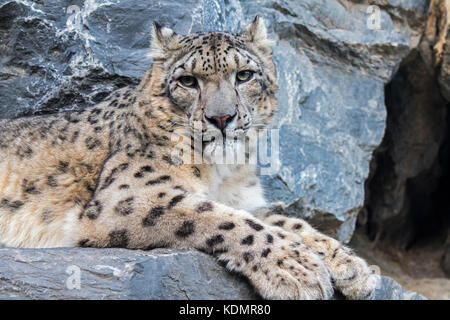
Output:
[{"xmin": 0, "ymin": 248, "xmax": 425, "ymax": 300}]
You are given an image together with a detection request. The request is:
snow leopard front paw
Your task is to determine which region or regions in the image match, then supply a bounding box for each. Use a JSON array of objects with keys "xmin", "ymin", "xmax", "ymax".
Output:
[
  {"xmin": 261, "ymin": 214, "xmax": 379, "ymax": 299},
  {"xmin": 233, "ymin": 229, "xmax": 334, "ymax": 300},
  {"xmin": 324, "ymin": 245, "xmax": 380, "ymax": 299}
]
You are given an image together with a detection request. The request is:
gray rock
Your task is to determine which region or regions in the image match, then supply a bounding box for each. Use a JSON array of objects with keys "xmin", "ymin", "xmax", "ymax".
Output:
[
  {"xmin": 442, "ymin": 245, "xmax": 450, "ymax": 277},
  {"xmin": 0, "ymin": 247, "xmax": 425, "ymax": 300},
  {"xmin": 0, "ymin": 247, "xmax": 257, "ymax": 300},
  {"xmin": 363, "ymin": 48, "xmax": 449, "ymax": 248},
  {"xmin": 361, "ymin": 0, "xmax": 450, "ymax": 249},
  {"xmin": 0, "ymin": 0, "xmax": 430, "ymax": 242},
  {"xmin": 373, "ymin": 274, "xmax": 426, "ymax": 300},
  {"xmin": 439, "ymin": 51, "xmax": 450, "ymax": 102},
  {"xmin": 435, "ymin": 1, "xmax": 450, "ymax": 102},
  {"xmin": 248, "ymin": 0, "xmax": 428, "ymax": 242}
]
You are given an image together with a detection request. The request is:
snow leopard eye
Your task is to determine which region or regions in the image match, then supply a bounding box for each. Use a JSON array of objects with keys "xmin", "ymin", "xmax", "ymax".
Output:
[
  {"xmin": 236, "ymin": 70, "xmax": 254, "ymax": 83},
  {"xmin": 178, "ymin": 76, "xmax": 198, "ymax": 88}
]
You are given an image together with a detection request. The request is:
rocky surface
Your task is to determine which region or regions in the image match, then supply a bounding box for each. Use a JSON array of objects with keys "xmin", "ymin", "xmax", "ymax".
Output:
[
  {"xmin": 443, "ymin": 245, "xmax": 450, "ymax": 277},
  {"xmin": 0, "ymin": 0, "xmax": 434, "ymax": 242},
  {"xmin": 0, "ymin": 247, "xmax": 257, "ymax": 300},
  {"xmin": 350, "ymin": 231, "xmax": 450, "ymax": 299},
  {"xmin": 361, "ymin": 0, "xmax": 450, "ymax": 253},
  {"xmin": 0, "ymin": 247, "xmax": 425, "ymax": 300},
  {"xmin": 429, "ymin": 0, "xmax": 450, "ymax": 102},
  {"xmin": 362, "ymin": 49, "xmax": 449, "ymax": 248}
]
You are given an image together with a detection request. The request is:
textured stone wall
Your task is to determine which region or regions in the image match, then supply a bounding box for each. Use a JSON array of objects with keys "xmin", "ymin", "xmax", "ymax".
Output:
[
  {"xmin": 0, "ymin": 0, "xmax": 439, "ymax": 300},
  {"xmin": 361, "ymin": 0, "xmax": 450, "ymax": 254},
  {"xmin": 0, "ymin": 0, "xmax": 431, "ymax": 241}
]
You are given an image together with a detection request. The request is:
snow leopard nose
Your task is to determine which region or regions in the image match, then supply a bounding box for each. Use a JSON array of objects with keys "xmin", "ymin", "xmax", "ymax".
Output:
[{"xmin": 205, "ymin": 113, "xmax": 237, "ymax": 130}]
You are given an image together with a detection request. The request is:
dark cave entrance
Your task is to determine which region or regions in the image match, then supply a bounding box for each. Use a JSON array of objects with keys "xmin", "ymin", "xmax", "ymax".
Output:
[{"xmin": 359, "ymin": 49, "xmax": 450, "ymax": 275}]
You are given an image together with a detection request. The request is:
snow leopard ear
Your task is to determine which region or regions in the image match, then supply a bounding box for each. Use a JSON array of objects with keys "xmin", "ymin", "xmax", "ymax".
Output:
[
  {"xmin": 150, "ymin": 22, "xmax": 180, "ymax": 59},
  {"xmin": 242, "ymin": 16, "xmax": 274, "ymax": 52}
]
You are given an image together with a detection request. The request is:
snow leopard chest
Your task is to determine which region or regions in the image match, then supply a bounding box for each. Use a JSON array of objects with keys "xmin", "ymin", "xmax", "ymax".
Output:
[{"xmin": 205, "ymin": 164, "xmax": 267, "ymax": 213}]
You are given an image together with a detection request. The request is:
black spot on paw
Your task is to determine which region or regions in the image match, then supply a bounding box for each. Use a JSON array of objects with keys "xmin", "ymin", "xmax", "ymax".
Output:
[
  {"xmin": 87, "ymin": 108, "xmax": 101, "ymax": 125},
  {"xmin": 142, "ymin": 206, "xmax": 165, "ymax": 227},
  {"xmin": 16, "ymin": 145, "xmax": 33, "ymax": 159},
  {"xmin": 85, "ymin": 136, "xmax": 102, "ymax": 150},
  {"xmin": 218, "ymin": 222, "xmax": 235, "ymax": 230},
  {"xmin": 0, "ymin": 199, "xmax": 9, "ymax": 208},
  {"xmin": 78, "ymin": 239, "xmax": 94, "ymax": 247},
  {"xmin": 114, "ymin": 197, "xmax": 134, "ymax": 216},
  {"xmin": 293, "ymin": 223, "xmax": 303, "ymax": 230},
  {"xmin": 261, "ymin": 248, "xmax": 271, "ymax": 258},
  {"xmin": 57, "ymin": 161, "xmax": 69, "ymax": 173},
  {"xmin": 206, "ymin": 234, "xmax": 225, "ymax": 247},
  {"xmin": 22, "ymin": 179, "xmax": 40, "ymax": 195},
  {"xmin": 167, "ymin": 194, "xmax": 185, "ymax": 209},
  {"xmin": 175, "ymin": 220, "xmax": 195, "ymax": 238},
  {"xmin": 196, "ymin": 201, "xmax": 213, "ymax": 213},
  {"xmin": 243, "ymin": 251, "xmax": 254, "ymax": 263},
  {"xmin": 108, "ymin": 229, "xmax": 130, "ymax": 247},
  {"xmin": 0, "ymin": 199, "xmax": 24, "ymax": 210},
  {"xmin": 100, "ymin": 163, "xmax": 129, "ymax": 190},
  {"xmin": 241, "ymin": 235, "xmax": 254, "ymax": 245},
  {"xmin": 83, "ymin": 200, "xmax": 102, "ymax": 220},
  {"xmin": 266, "ymin": 234, "xmax": 274, "ymax": 244},
  {"xmin": 332, "ymin": 248, "xmax": 339, "ymax": 259},
  {"xmin": 245, "ymin": 219, "xmax": 264, "ymax": 231},
  {"xmin": 273, "ymin": 220, "xmax": 285, "ymax": 227},
  {"xmin": 12, "ymin": 200, "xmax": 24, "ymax": 209},
  {"xmin": 47, "ymin": 175, "xmax": 58, "ymax": 187},
  {"xmin": 84, "ymin": 182, "xmax": 95, "ymax": 193},
  {"xmin": 145, "ymin": 175, "xmax": 171, "ymax": 185},
  {"xmin": 111, "ymin": 99, "xmax": 120, "ymax": 107},
  {"xmin": 134, "ymin": 165, "xmax": 153, "ymax": 178},
  {"xmin": 71, "ymin": 131, "xmax": 80, "ymax": 143},
  {"xmin": 103, "ymin": 110, "xmax": 115, "ymax": 120}
]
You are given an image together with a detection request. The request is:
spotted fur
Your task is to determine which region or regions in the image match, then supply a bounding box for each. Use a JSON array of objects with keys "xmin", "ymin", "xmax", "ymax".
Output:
[{"xmin": 0, "ymin": 17, "xmax": 378, "ymax": 300}]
